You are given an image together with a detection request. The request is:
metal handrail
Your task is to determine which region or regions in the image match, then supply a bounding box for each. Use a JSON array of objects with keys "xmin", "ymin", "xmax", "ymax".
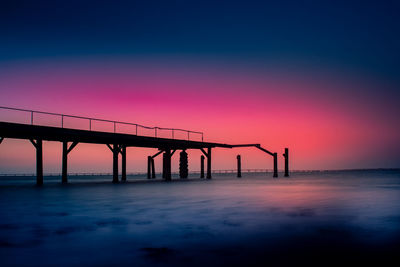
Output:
[{"xmin": 0, "ymin": 106, "xmax": 204, "ymax": 141}]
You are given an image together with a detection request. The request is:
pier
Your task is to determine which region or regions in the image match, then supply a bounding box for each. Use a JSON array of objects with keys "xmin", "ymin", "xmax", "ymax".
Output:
[{"xmin": 0, "ymin": 106, "xmax": 289, "ymax": 185}]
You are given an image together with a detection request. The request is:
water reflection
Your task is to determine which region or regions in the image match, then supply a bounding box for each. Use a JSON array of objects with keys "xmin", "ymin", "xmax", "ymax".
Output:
[{"xmin": 0, "ymin": 170, "xmax": 399, "ymax": 266}]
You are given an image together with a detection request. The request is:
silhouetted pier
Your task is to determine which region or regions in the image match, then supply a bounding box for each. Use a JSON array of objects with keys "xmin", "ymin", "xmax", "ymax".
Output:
[{"xmin": 0, "ymin": 106, "xmax": 289, "ymax": 185}]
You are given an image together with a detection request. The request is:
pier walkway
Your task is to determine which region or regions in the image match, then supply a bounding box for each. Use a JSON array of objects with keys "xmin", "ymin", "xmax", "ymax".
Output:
[{"xmin": 0, "ymin": 106, "xmax": 288, "ymax": 185}]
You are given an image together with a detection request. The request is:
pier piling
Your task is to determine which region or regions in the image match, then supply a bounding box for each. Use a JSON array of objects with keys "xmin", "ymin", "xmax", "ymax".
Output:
[
  {"xmin": 273, "ymin": 152, "xmax": 278, "ymax": 177},
  {"xmin": 284, "ymin": 148, "xmax": 289, "ymax": 177},
  {"xmin": 200, "ymin": 155, "xmax": 205, "ymax": 178},
  {"xmin": 179, "ymin": 150, "xmax": 188, "ymax": 178},
  {"xmin": 151, "ymin": 158, "xmax": 156, "ymax": 178},
  {"xmin": 62, "ymin": 141, "xmax": 68, "ymax": 183},
  {"xmin": 62, "ymin": 141, "xmax": 78, "ymax": 183},
  {"xmin": 237, "ymin": 155, "xmax": 242, "ymax": 178},
  {"xmin": 207, "ymin": 147, "xmax": 212, "ymax": 179},
  {"xmin": 30, "ymin": 139, "xmax": 43, "ymax": 186},
  {"xmin": 147, "ymin": 156, "xmax": 152, "ymax": 179},
  {"xmin": 112, "ymin": 144, "xmax": 119, "ymax": 183},
  {"xmin": 121, "ymin": 146, "xmax": 126, "ymax": 181},
  {"xmin": 164, "ymin": 149, "xmax": 172, "ymax": 181}
]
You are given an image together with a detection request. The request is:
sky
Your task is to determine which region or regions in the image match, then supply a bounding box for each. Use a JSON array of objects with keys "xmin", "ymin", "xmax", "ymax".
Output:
[{"xmin": 0, "ymin": 0, "xmax": 399, "ymax": 173}]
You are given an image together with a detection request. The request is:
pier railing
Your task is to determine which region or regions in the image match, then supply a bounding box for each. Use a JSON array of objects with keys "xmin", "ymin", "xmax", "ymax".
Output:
[{"xmin": 0, "ymin": 106, "xmax": 204, "ymax": 142}]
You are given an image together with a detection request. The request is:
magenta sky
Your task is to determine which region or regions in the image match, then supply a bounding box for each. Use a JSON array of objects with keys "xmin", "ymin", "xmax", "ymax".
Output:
[{"xmin": 0, "ymin": 58, "xmax": 398, "ymax": 173}]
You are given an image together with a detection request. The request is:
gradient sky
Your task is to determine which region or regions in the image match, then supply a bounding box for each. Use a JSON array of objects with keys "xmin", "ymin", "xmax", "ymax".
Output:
[{"xmin": 0, "ymin": 0, "xmax": 399, "ymax": 173}]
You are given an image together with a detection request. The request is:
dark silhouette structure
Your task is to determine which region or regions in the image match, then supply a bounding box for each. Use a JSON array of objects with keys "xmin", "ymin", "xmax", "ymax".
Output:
[
  {"xmin": 237, "ymin": 155, "xmax": 242, "ymax": 178},
  {"xmin": 0, "ymin": 106, "xmax": 289, "ymax": 185}
]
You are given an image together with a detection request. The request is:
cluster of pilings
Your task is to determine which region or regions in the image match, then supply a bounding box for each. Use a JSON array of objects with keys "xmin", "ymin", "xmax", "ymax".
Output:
[
  {"xmin": 235, "ymin": 148, "xmax": 289, "ymax": 178},
  {"xmin": 20, "ymin": 138, "xmax": 214, "ymax": 185},
  {"xmin": 147, "ymin": 148, "xmax": 212, "ymax": 181},
  {"xmin": 0, "ymin": 136, "xmax": 288, "ymax": 186}
]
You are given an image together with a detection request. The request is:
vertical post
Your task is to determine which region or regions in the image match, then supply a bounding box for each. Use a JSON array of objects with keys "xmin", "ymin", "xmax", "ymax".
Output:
[
  {"xmin": 237, "ymin": 155, "xmax": 242, "ymax": 178},
  {"xmin": 62, "ymin": 141, "xmax": 68, "ymax": 183},
  {"xmin": 273, "ymin": 152, "xmax": 278, "ymax": 178},
  {"xmin": 36, "ymin": 139, "xmax": 43, "ymax": 186},
  {"xmin": 165, "ymin": 149, "xmax": 172, "ymax": 181},
  {"xmin": 200, "ymin": 155, "xmax": 205, "ymax": 178},
  {"xmin": 147, "ymin": 156, "xmax": 152, "ymax": 179},
  {"xmin": 179, "ymin": 150, "xmax": 188, "ymax": 179},
  {"xmin": 113, "ymin": 144, "xmax": 119, "ymax": 183},
  {"xmin": 151, "ymin": 158, "xmax": 156, "ymax": 178},
  {"xmin": 284, "ymin": 148, "xmax": 289, "ymax": 177},
  {"xmin": 162, "ymin": 153, "xmax": 166, "ymax": 178},
  {"xmin": 207, "ymin": 147, "xmax": 212, "ymax": 179},
  {"xmin": 121, "ymin": 146, "xmax": 126, "ymax": 182}
]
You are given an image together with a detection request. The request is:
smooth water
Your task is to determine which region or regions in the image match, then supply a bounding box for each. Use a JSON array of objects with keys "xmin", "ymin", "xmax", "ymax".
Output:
[{"xmin": 1, "ymin": 170, "xmax": 399, "ymax": 266}]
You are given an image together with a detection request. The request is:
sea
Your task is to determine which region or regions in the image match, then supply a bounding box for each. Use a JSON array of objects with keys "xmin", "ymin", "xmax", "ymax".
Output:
[{"xmin": 1, "ymin": 170, "xmax": 399, "ymax": 266}]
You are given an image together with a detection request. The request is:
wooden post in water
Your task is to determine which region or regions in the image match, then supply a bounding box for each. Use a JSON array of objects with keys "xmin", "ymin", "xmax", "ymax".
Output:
[
  {"xmin": 121, "ymin": 146, "xmax": 126, "ymax": 182},
  {"xmin": 151, "ymin": 157, "xmax": 156, "ymax": 178},
  {"xmin": 273, "ymin": 152, "xmax": 278, "ymax": 178},
  {"xmin": 284, "ymin": 148, "xmax": 289, "ymax": 177},
  {"xmin": 30, "ymin": 139, "xmax": 43, "ymax": 186},
  {"xmin": 36, "ymin": 139, "xmax": 43, "ymax": 185},
  {"xmin": 162, "ymin": 153, "xmax": 166, "ymax": 179},
  {"xmin": 200, "ymin": 155, "xmax": 205, "ymax": 178},
  {"xmin": 147, "ymin": 156, "xmax": 152, "ymax": 179},
  {"xmin": 165, "ymin": 149, "xmax": 172, "ymax": 181},
  {"xmin": 112, "ymin": 144, "xmax": 119, "ymax": 183},
  {"xmin": 237, "ymin": 155, "xmax": 242, "ymax": 178},
  {"xmin": 62, "ymin": 141, "xmax": 68, "ymax": 183},
  {"xmin": 179, "ymin": 150, "xmax": 188, "ymax": 179},
  {"xmin": 207, "ymin": 147, "xmax": 212, "ymax": 179}
]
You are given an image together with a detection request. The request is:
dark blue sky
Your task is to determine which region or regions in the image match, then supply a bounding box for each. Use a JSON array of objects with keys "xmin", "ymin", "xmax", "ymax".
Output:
[{"xmin": 1, "ymin": 0, "xmax": 400, "ymax": 83}]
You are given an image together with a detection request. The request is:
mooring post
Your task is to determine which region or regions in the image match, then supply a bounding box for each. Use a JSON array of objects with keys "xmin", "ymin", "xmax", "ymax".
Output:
[
  {"xmin": 62, "ymin": 141, "xmax": 68, "ymax": 183},
  {"xmin": 179, "ymin": 150, "xmax": 188, "ymax": 179},
  {"xmin": 237, "ymin": 155, "xmax": 242, "ymax": 178},
  {"xmin": 273, "ymin": 152, "xmax": 278, "ymax": 178},
  {"xmin": 165, "ymin": 149, "xmax": 172, "ymax": 181},
  {"xmin": 284, "ymin": 148, "xmax": 289, "ymax": 177},
  {"xmin": 207, "ymin": 147, "xmax": 212, "ymax": 179},
  {"xmin": 121, "ymin": 146, "xmax": 126, "ymax": 182},
  {"xmin": 112, "ymin": 144, "xmax": 119, "ymax": 183},
  {"xmin": 147, "ymin": 156, "xmax": 152, "ymax": 179},
  {"xmin": 151, "ymin": 157, "xmax": 156, "ymax": 178},
  {"xmin": 200, "ymin": 155, "xmax": 205, "ymax": 178}
]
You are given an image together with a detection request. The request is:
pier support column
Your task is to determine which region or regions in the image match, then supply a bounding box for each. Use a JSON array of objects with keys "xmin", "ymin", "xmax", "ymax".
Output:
[
  {"xmin": 151, "ymin": 158, "xmax": 156, "ymax": 178},
  {"xmin": 112, "ymin": 144, "xmax": 119, "ymax": 183},
  {"xmin": 179, "ymin": 150, "xmax": 188, "ymax": 179},
  {"xmin": 162, "ymin": 153, "xmax": 166, "ymax": 179},
  {"xmin": 200, "ymin": 155, "xmax": 205, "ymax": 178},
  {"xmin": 62, "ymin": 141, "xmax": 78, "ymax": 184},
  {"xmin": 30, "ymin": 139, "xmax": 43, "ymax": 186},
  {"xmin": 121, "ymin": 146, "xmax": 126, "ymax": 182},
  {"xmin": 207, "ymin": 147, "xmax": 212, "ymax": 179},
  {"xmin": 147, "ymin": 156, "xmax": 152, "ymax": 179},
  {"xmin": 273, "ymin": 152, "xmax": 278, "ymax": 178},
  {"xmin": 284, "ymin": 148, "xmax": 289, "ymax": 177},
  {"xmin": 166, "ymin": 149, "xmax": 172, "ymax": 181},
  {"xmin": 237, "ymin": 155, "xmax": 242, "ymax": 178}
]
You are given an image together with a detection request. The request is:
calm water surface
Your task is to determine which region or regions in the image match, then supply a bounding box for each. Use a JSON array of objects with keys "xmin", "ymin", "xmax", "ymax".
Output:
[{"xmin": 1, "ymin": 170, "xmax": 399, "ymax": 266}]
